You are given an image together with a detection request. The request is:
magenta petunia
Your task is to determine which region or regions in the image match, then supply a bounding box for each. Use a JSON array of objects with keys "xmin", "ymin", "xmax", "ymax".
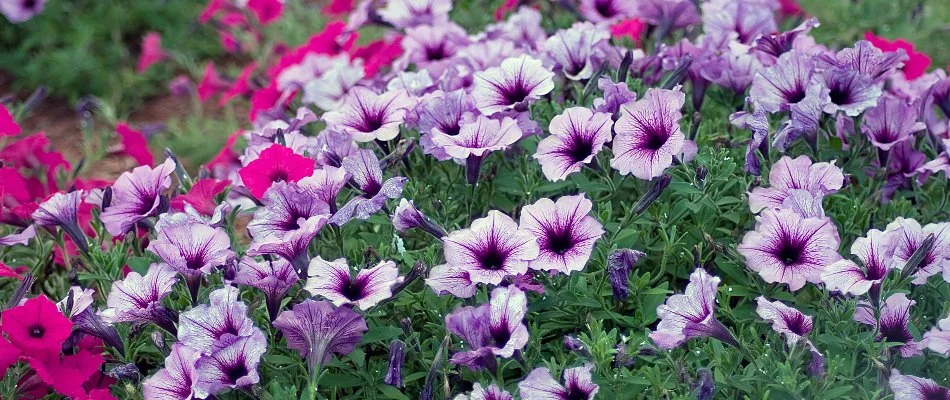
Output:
[
  {"xmin": 750, "ymin": 50, "xmax": 817, "ymax": 113},
  {"xmin": 455, "ymin": 383, "xmax": 513, "ymax": 400},
  {"xmin": 101, "ymin": 263, "xmax": 179, "ymax": 334},
  {"xmin": 322, "ymin": 87, "xmax": 411, "ymax": 143},
  {"xmin": 542, "ymin": 22, "xmax": 609, "ymax": 81},
  {"xmin": 136, "ymin": 32, "xmax": 166, "ymax": 73},
  {"xmin": 650, "ymin": 268, "xmax": 737, "ymax": 349},
  {"xmin": 436, "ymin": 210, "xmax": 540, "ymax": 286},
  {"xmin": 862, "ymin": 96, "xmax": 925, "ymax": 152},
  {"xmin": 579, "ymin": 0, "xmax": 636, "ymax": 23},
  {"xmin": 534, "ymin": 107, "xmax": 612, "ymax": 181},
  {"xmin": 821, "ymin": 228, "xmax": 896, "ymax": 295},
  {"xmin": 519, "ymin": 194, "xmax": 604, "ymax": 275},
  {"xmin": 884, "ymin": 218, "xmax": 950, "ymax": 284},
  {"xmin": 195, "ymin": 330, "xmax": 268, "ymax": 397},
  {"xmin": 238, "ymin": 144, "xmax": 317, "ymax": 199},
  {"xmin": 178, "ymin": 286, "xmax": 258, "ymax": 355},
  {"xmin": 748, "ymin": 155, "xmax": 844, "ymax": 213},
  {"xmin": 273, "ymin": 299, "xmax": 368, "ymax": 370},
  {"xmin": 142, "ymin": 343, "xmax": 201, "ymax": 400},
  {"xmin": 331, "ymin": 149, "xmax": 408, "ymax": 225},
  {"xmin": 737, "ymin": 209, "xmax": 841, "ymax": 291},
  {"xmin": 922, "ymin": 314, "xmax": 950, "ymax": 357},
  {"xmin": 854, "ymin": 293, "xmax": 921, "ymax": 357},
  {"xmin": 889, "ymin": 370, "xmax": 950, "ymax": 400},
  {"xmin": 1, "ymin": 295, "xmax": 72, "ymax": 358},
  {"xmin": 472, "ymin": 55, "xmax": 555, "ymax": 115},
  {"xmin": 755, "ymin": 296, "xmax": 813, "ymax": 345},
  {"xmin": 305, "ymin": 257, "xmax": 403, "ymax": 310},
  {"xmin": 233, "ymin": 257, "xmax": 299, "ymax": 321},
  {"xmin": 519, "ymin": 363, "xmax": 599, "ymax": 400},
  {"xmin": 101, "ymin": 158, "xmax": 175, "ymax": 236},
  {"xmin": 610, "ymin": 87, "xmax": 686, "ymax": 180},
  {"xmin": 445, "ymin": 286, "xmax": 529, "ymax": 370},
  {"xmin": 247, "ymin": 181, "xmax": 331, "ymax": 274}
]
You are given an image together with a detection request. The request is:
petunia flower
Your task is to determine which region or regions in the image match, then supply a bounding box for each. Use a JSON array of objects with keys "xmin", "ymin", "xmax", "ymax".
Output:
[
  {"xmin": 445, "ymin": 286, "xmax": 529, "ymax": 371},
  {"xmin": 854, "ymin": 293, "xmax": 921, "ymax": 357},
  {"xmin": 472, "ymin": 55, "xmax": 554, "ymax": 115},
  {"xmin": 534, "ymin": 107, "xmax": 613, "ymax": 181},
  {"xmin": 519, "ymin": 194, "xmax": 604, "ymax": 275},
  {"xmin": 755, "ymin": 296, "xmax": 813, "ymax": 345},
  {"xmin": 297, "ymin": 166, "xmax": 349, "ymax": 213},
  {"xmin": 702, "ymin": 49, "xmax": 760, "ymax": 94},
  {"xmin": 384, "ymin": 339, "xmax": 405, "ymax": 388},
  {"xmin": 434, "ymin": 210, "xmax": 539, "ymax": 286},
  {"xmin": 519, "ymin": 363, "xmax": 599, "ymax": 400},
  {"xmin": 101, "ymin": 159, "xmax": 176, "ymax": 236},
  {"xmin": 273, "ymin": 299, "xmax": 368, "ymax": 371},
  {"xmin": 147, "ymin": 221, "xmax": 234, "ymax": 301},
  {"xmin": 170, "ymin": 178, "xmax": 231, "ymax": 216},
  {"xmin": 305, "ymin": 257, "xmax": 403, "ymax": 310},
  {"xmin": 862, "ymin": 96, "xmax": 925, "ymax": 156},
  {"xmin": 607, "ymin": 248, "xmax": 646, "ymax": 301},
  {"xmin": 1, "ymin": 295, "xmax": 73, "ymax": 358},
  {"xmin": 816, "ymin": 40, "xmax": 907, "ymax": 81},
  {"xmin": 1, "ymin": 103, "xmax": 21, "ymax": 136},
  {"xmin": 864, "ymin": 32, "xmax": 932, "ymax": 81},
  {"xmin": 922, "ymin": 313, "xmax": 950, "ymax": 357},
  {"xmin": 233, "ymin": 257, "xmax": 298, "ymax": 321},
  {"xmin": 432, "ymin": 115, "xmax": 523, "ymax": 184},
  {"xmin": 414, "ymin": 89, "xmax": 479, "ymax": 161},
  {"xmin": 593, "ymin": 77, "xmax": 637, "ymax": 117},
  {"xmin": 0, "ymin": 224, "xmax": 36, "ymax": 247},
  {"xmin": 401, "ymin": 22, "xmax": 470, "ymax": 75},
  {"xmin": 115, "ymin": 123, "xmax": 155, "ymax": 166},
  {"xmin": 29, "ymin": 349, "xmax": 104, "ymax": 398},
  {"xmin": 542, "ymin": 22, "xmax": 609, "ymax": 81},
  {"xmin": 884, "ymin": 218, "xmax": 950, "ymax": 284},
  {"xmin": 246, "ymin": 0, "xmax": 283, "ymax": 24},
  {"xmin": 748, "ymin": 155, "xmax": 844, "ymax": 213},
  {"xmin": 633, "ymin": 0, "xmax": 700, "ymax": 31},
  {"xmin": 819, "ymin": 67, "xmax": 882, "ymax": 116},
  {"xmin": 197, "ymin": 63, "xmax": 228, "ymax": 102},
  {"xmin": 178, "ymin": 286, "xmax": 257, "ymax": 355},
  {"xmin": 331, "ymin": 149, "xmax": 408, "ymax": 224},
  {"xmin": 0, "ymin": 335, "xmax": 20, "ymax": 378},
  {"xmin": 0, "ymin": 0, "xmax": 45, "ymax": 23},
  {"xmin": 425, "ymin": 265, "xmax": 479, "ymax": 298},
  {"xmin": 749, "ymin": 50, "xmax": 817, "ymax": 113},
  {"xmin": 701, "ymin": 0, "xmax": 776, "ymax": 45},
  {"xmin": 238, "ymin": 144, "xmax": 316, "ymax": 199},
  {"xmin": 455, "ymin": 383, "xmax": 513, "ymax": 400},
  {"xmin": 32, "ymin": 190, "xmax": 89, "ymax": 254},
  {"xmin": 888, "ymin": 370, "xmax": 950, "ymax": 400},
  {"xmin": 322, "ymin": 87, "xmax": 411, "ymax": 143},
  {"xmin": 302, "ymin": 59, "xmax": 365, "ymax": 111},
  {"xmin": 142, "ymin": 343, "xmax": 201, "ymax": 400},
  {"xmin": 650, "ymin": 268, "xmax": 738, "ymax": 349},
  {"xmin": 392, "ymin": 198, "xmax": 447, "ymax": 238},
  {"xmin": 738, "ymin": 209, "xmax": 841, "ymax": 291},
  {"xmin": 136, "ymin": 32, "xmax": 166, "ymax": 73},
  {"xmin": 194, "ymin": 330, "xmax": 268, "ymax": 398},
  {"xmin": 377, "ymin": 0, "xmax": 451, "ymax": 29},
  {"xmin": 101, "ymin": 263, "xmax": 179, "ymax": 334},
  {"xmin": 579, "ymin": 0, "xmax": 636, "ymax": 23},
  {"xmin": 246, "ymin": 181, "xmax": 331, "ymax": 274},
  {"xmin": 610, "ymin": 87, "xmax": 686, "ymax": 180},
  {"xmin": 821, "ymin": 228, "xmax": 896, "ymax": 296}
]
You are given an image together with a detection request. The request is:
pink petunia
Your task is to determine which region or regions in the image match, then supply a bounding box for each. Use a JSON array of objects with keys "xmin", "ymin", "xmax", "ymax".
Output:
[
  {"xmin": 136, "ymin": 32, "xmax": 166, "ymax": 74},
  {"xmin": 219, "ymin": 62, "xmax": 258, "ymax": 106},
  {"xmin": 246, "ymin": 0, "xmax": 283, "ymax": 24},
  {"xmin": 115, "ymin": 123, "xmax": 154, "ymax": 166},
  {"xmin": 864, "ymin": 32, "xmax": 932, "ymax": 81},
  {"xmin": 238, "ymin": 144, "xmax": 316, "ymax": 198},
  {"xmin": 0, "ymin": 103, "xmax": 20, "ymax": 136},
  {"xmin": 197, "ymin": 63, "xmax": 229, "ymax": 102},
  {"xmin": 170, "ymin": 178, "xmax": 231, "ymax": 216},
  {"xmin": 1, "ymin": 296, "xmax": 73, "ymax": 358}
]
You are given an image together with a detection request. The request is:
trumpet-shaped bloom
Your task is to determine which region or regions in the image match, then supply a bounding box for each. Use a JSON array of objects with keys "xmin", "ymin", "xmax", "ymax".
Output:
[
  {"xmin": 0, "ymin": 0, "xmax": 45, "ymax": 23},
  {"xmin": 247, "ymin": 182, "xmax": 331, "ymax": 271},
  {"xmin": 922, "ymin": 314, "xmax": 950, "ymax": 356},
  {"xmin": 472, "ymin": 55, "xmax": 554, "ymax": 115},
  {"xmin": 323, "ymin": 87, "xmax": 411, "ymax": 142},
  {"xmin": 445, "ymin": 286, "xmax": 529, "ymax": 370},
  {"xmin": 542, "ymin": 22, "xmax": 609, "ymax": 81},
  {"xmin": 305, "ymin": 258, "xmax": 403, "ymax": 310},
  {"xmin": 238, "ymin": 144, "xmax": 316, "ymax": 199},
  {"xmin": 178, "ymin": 286, "xmax": 258, "ymax": 354},
  {"xmin": 32, "ymin": 190, "xmax": 88, "ymax": 252},
  {"xmin": 432, "ymin": 115, "xmax": 523, "ymax": 161},
  {"xmin": 738, "ymin": 209, "xmax": 841, "ymax": 291},
  {"xmin": 862, "ymin": 96, "xmax": 925, "ymax": 152},
  {"xmin": 855, "ymin": 293, "xmax": 921, "ymax": 357},
  {"xmin": 821, "ymin": 228, "xmax": 896, "ymax": 295},
  {"xmin": 889, "ymin": 370, "xmax": 950, "ymax": 400},
  {"xmin": 142, "ymin": 344, "xmax": 201, "ymax": 400},
  {"xmin": 519, "ymin": 364, "xmax": 599, "ymax": 400},
  {"xmin": 233, "ymin": 257, "xmax": 298, "ymax": 320},
  {"xmin": 273, "ymin": 299, "xmax": 367, "ymax": 369},
  {"xmin": 519, "ymin": 195, "xmax": 604, "ymax": 274},
  {"xmin": 750, "ymin": 51, "xmax": 816, "ymax": 113},
  {"xmin": 147, "ymin": 222, "xmax": 234, "ymax": 278},
  {"xmin": 414, "ymin": 89, "xmax": 479, "ymax": 161},
  {"xmin": 1, "ymin": 295, "xmax": 72, "ymax": 358},
  {"xmin": 885, "ymin": 218, "xmax": 950, "ymax": 284},
  {"xmin": 377, "ymin": 0, "xmax": 451, "ymax": 29},
  {"xmin": 425, "ymin": 265, "xmax": 479, "ymax": 298},
  {"xmin": 593, "ymin": 77, "xmax": 637, "ymax": 116},
  {"xmin": 455, "ymin": 383, "xmax": 513, "ymax": 400},
  {"xmin": 650, "ymin": 268, "xmax": 737, "ymax": 349},
  {"xmin": 820, "ymin": 68, "xmax": 882, "ymax": 116},
  {"xmin": 195, "ymin": 331, "xmax": 267, "ymax": 397},
  {"xmin": 332, "ymin": 149, "xmax": 408, "ymax": 224},
  {"xmin": 437, "ymin": 210, "xmax": 540, "ymax": 286},
  {"xmin": 534, "ymin": 107, "xmax": 612, "ymax": 181},
  {"xmin": 610, "ymin": 88, "xmax": 685, "ymax": 180},
  {"xmin": 401, "ymin": 22, "xmax": 470, "ymax": 73},
  {"xmin": 579, "ymin": 0, "xmax": 636, "ymax": 23},
  {"xmin": 101, "ymin": 264, "xmax": 178, "ymax": 333},
  {"xmin": 748, "ymin": 155, "xmax": 844, "ymax": 213},
  {"xmin": 817, "ymin": 40, "xmax": 907, "ymax": 81},
  {"xmin": 101, "ymin": 159, "xmax": 175, "ymax": 236},
  {"xmin": 755, "ymin": 296, "xmax": 813, "ymax": 345},
  {"xmin": 392, "ymin": 198, "xmax": 447, "ymax": 238}
]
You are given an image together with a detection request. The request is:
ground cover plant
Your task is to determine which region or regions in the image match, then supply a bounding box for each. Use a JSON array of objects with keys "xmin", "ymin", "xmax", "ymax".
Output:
[{"xmin": 1, "ymin": 0, "xmax": 949, "ymax": 399}]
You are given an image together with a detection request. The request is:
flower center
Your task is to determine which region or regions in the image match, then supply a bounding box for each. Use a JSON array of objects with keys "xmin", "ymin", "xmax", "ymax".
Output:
[
  {"xmin": 270, "ymin": 170, "xmax": 289, "ymax": 183},
  {"xmin": 829, "ymin": 84, "xmax": 851, "ymax": 106},
  {"xmin": 567, "ymin": 136, "xmax": 595, "ymax": 163},
  {"xmin": 225, "ymin": 363, "xmax": 249, "ymax": 383},
  {"xmin": 776, "ymin": 241, "xmax": 803, "ymax": 265},
  {"xmin": 644, "ymin": 127, "xmax": 670, "ymax": 151},
  {"xmin": 490, "ymin": 327, "xmax": 511, "ymax": 348},
  {"xmin": 341, "ymin": 279, "xmax": 366, "ymax": 301},
  {"xmin": 477, "ymin": 246, "xmax": 508, "ymax": 271},
  {"xmin": 595, "ymin": 0, "xmax": 615, "ymax": 17},
  {"xmin": 564, "ymin": 385, "xmax": 589, "ymax": 400},
  {"xmin": 784, "ymin": 313, "xmax": 810, "ymax": 335},
  {"xmin": 503, "ymin": 84, "xmax": 532, "ymax": 105},
  {"xmin": 360, "ymin": 111, "xmax": 386, "ymax": 133},
  {"xmin": 546, "ymin": 227, "xmax": 575, "ymax": 255},
  {"xmin": 29, "ymin": 324, "xmax": 45, "ymax": 338},
  {"xmin": 426, "ymin": 44, "xmax": 448, "ymax": 61},
  {"xmin": 785, "ymin": 85, "xmax": 806, "ymax": 105}
]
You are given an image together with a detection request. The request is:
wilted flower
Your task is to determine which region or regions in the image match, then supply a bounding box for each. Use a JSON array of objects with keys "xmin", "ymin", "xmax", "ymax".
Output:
[
  {"xmin": 922, "ymin": 314, "xmax": 950, "ymax": 356},
  {"xmin": 273, "ymin": 299, "xmax": 368, "ymax": 371},
  {"xmin": 446, "ymin": 286, "xmax": 529, "ymax": 371},
  {"xmin": 247, "ymin": 181, "xmax": 331, "ymax": 274},
  {"xmin": 434, "ymin": 210, "xmax": 539, "ymax": 286},
  {"xmin": 738, "ymin": 209, "xmax": 842, "ymax": 291},
  {"xmin": 650, "ymin": 268, "xmax": 738, "ymax": 349},
  {"xmin": 534, "ymin": 107, "xmax": 613, "ymax": 181},
  {"xmin": 238, "ymin": 144, "xmax": 317, "ymax": 199},
  {"xmin": 888, "ymin": 370, "xmax": 950, "ymax": 400},
  {"xmin": 694, "ymin": 367, "xmax": 715, "ymax": 400},
  {"xmin": 755, "ymin": 297, "xmax": 813, "ymax": 345},
  {"xmin": 392, "ymin": 198, "xmax": 447, "ymax": 238},
  {"xmin": 101, "ymin": 263, "xmax": 179, "ymax": 335},
  {"xmin": 821, "ymin": 228, "xmax": 896, "ymax": 295},
  {"xmin": 748, "ymin": 155, "xmax": 844, "ymax": 213},
  {"xmin": 472, "ymin": 55, "xmax": 555, "ymax": 115},
  {"xmin": 323, "ymin": 87, "xmax": 411, "ymax": 142},
  {"xmin": 607, "ymin": 248, "xmax": 646, "ymax": 301},
  {"xmin": 178, "ymin": 286, "xmax": 258, "ymax": 355},
  {"xmin": 519, "ymin": 363, "xmax": 599, "ymax": 400},
  {"xmin": 432, "ymin": 115, "xmax": 523, "ymax": 184},
  {"xmin": 542, "ymin": 22, "xmax": 608, "ymax": 81},
  {"xmin": 142, "ymin": 344, "xmax": 200, "ymax": 400},
  {"xmin": 32, "ymin": 190, "xmax": 89, "ymax": 253},
  {"xmin": 305, "ymin": 257, "xmax": 403, "ymax": 310},
  {"xmin": 384, "ymin": 340, "xmax": 405, "ymax": 388},
  {"xmin": 884, "ymin": 218, "xmax": 950, "ymax": 284},
  {"xmin": 195, "ymin": 331, "xmax": 268, "ymax": 397},
  {"xmin": 519, "ymin": 194, "xmax": 604, "ymax": 274},
  {"xmin": 1, "ymin": 295, "xmax": 72, "ymax": 358},
  {"xmin": 233, "ymin": 257, "xmax": 299, "ymax": 321},
  {"xmin": 332, "ymin": 149, "xmax": 408, "ymax": 224},
  {"xmin": 610, "ymin": 88, "xmax": 686, "ymax": 180},
  {"xmin": 455, "ymin": 383, "xmax": 513, "ymax": 400},
  {"xmin": 101, "ymin": 159, "xmax": 175, "ymax": 236},
  {"xmin": 855, "ymin": 293, "xmax": 921, "ymax": 357}
]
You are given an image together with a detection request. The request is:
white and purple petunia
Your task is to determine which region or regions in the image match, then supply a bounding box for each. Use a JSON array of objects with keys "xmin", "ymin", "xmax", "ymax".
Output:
[
  {"xmin": 593, "ymin": 77, "xmax": 637, "ymax": 117},
  {"xmin": 542, "ymin": 22, "xmax": 609, "ymax": 81},
  {"xmin": 445, "ymin": 286, "xmax": 529, "ymax": 371},
  {"xmin": 297, "ymin": 166, "xmax": 350, "ymax": 214},
  {"xmin": 884, "ymin": 218, "xmax": 950, "ymax": 284},
  {"xmin": 331, "ymin": 149, "xmax": 408, "ymax": 225},
  {"xmin": 862, "ymin": 96, "xmax": 925, "ymax": 153},
  {"xmin": 32, "ymin": 190, "xmax": 88, "ymax": 253},
  {"xmin": 650, "ymin": 268, "xmax": 738, "ymax": 349},
  {"xmin": 519, "ymin": 194, "xmax": 604, "ymax": 275},
  {"xmin": 142, "ymin": 343, "xmax": 201, "ymax": 400},
  {"xmin": 413, "ymin": 89, "xmax": 479, "ymax": 161},
  {"xmin": 272, "ymin": 299, "xmax": 368, "ymax": 370},
  {"xmin": 454, "ymin": 383, "xmax": 513, "ymax": 400},
  {"xmin": 471, "ymin": 55, "xmax": 554, "ymax": 115},
  {"xmin": 377, "ymin": 0, "xmax": 452, "ymax": 29},
  {"xmin": 922, "ymin": 313, "xmax": 950, "ymax": 357},
  {"xmin": 821, "ymin": 228, "xmax": 896, "ymax": 295},
  {"xmin": 432, "ymin": 115, "xmax": 523, "ymax": 184},
  {"xmin": 401, "ymin": 22, "xmax": 471, "ymax": 76},
  {"xmin": 518, "ymin": 363, "xmax": 599, "ymax": 400},
  {"xmin": 816, "ymin": 40, "xmax": 907, "ymax": 82},
  {"xmin": 178, "ymin": 286, "xmax": 259, "ymax": 355},
  {"xmin": 322, "ymin": 87, "xmax": 412, "ymax": 142},
  {"xmin": 748, "ymin": 155, "xmax": 845, "ymax": 214},
  {"xmin": 233, "ymin": 256, "xmax": 298, "ymax": 321},
  {"xmin": 818, "ymin": 67, "xmax": 882, "ymax": 116},
  {"xmin": 610, "ymin": 87, "xmax": 686, "ymax": 180},
  {"xmin": 0, "ymin": 0, "xmax": 45, "ymax": 23},
  {"xmin": 855, "ymin": 293, "xmax": 921, "ymax": 357},
  {"xmin": 755, "ymin": 296, "xmax": 813, "ymax": 345},
  {"xmin": 246, "ymin": 181, "xmax": 331, "ymax": 273},
  {"xmin": 305, "ymin": 257, "xmax": 403, "ymax": 310},
  {"xmin": 101, "ymin": 263, "xmax": 179, "ymax": 334},
  {"xmin": 194, "ymin": 330, "xmax": 268, "ymax": 397},
  {"xmin": 889, "ymin": 370, "xmax": 950, "ymax": 400},
  {"xmin": 101, "ymin": 158, "xmax": 176, "ymax": 236},
  {"xmin": 579, "ymin": 0, "xmax": 636, "ymax": 23},
  {"xmin": 146, "ymin": 220, "xmax": 235, "ymax": 278},
  {"xmin": 749, "ymin": 50, "xmax": 818, "ymax": 114},
  {"xmin": 534, "ymin": 107, "xmax": 613, "ymax": 182}
]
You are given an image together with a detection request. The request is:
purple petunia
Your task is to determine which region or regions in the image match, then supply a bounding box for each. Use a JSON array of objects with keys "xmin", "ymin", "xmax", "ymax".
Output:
[
  {"xmin": 297, "ymin": 166, "xmax": 350, "ymax": 213},
  {"xmin": 322, "ymin": 87, "xmax": 411, "ymax": 143},
  {"xmin": 377, "ymin": 0, "xmax": 451, "ymax": 29},
  {"xmin": 821, "ymin": 228, "xmax": 896, "ymax": 295},
  {"xmin": 593, "ymin": 77, "xmax": 637, "ymax": 117},
  {"xmin": 445, "ymin": 286, "xmax": 529, "ymax": 371},
  {"xmin": 922, "ymin": 314, "xmax": 950, "ymax": 356},
  {"xmin": 101, "ymin": 263, "xmax": 179, "ymax": 334},
  {"xmin": 633, "ymin": 0, "xmax": 700, "ymax": 31},
  {"xmin": 471, "ymin": 55, "xmax": 554, "ymax": 115},
  {"xmin": 101, "ymin": 158, "xmax": 175, "ymax": 236},
  {"xmin": 305, "ymin": 257, "xmax": 403, "ymax": 310},
  {"xmin": 273, "ymin": 299, "xmax": 368, "ymax": 370},
  {"xmin": 884, "ymin": 218, "xmax": 950, "ymax": 284},
  {"xmin": 542, "ymin": 22, "xmax": 608, "ymax": 81},
  {"xmin": 32, "ymin": 190, "xmax": 88, "ymax": 253},
  {"xmin": 816, "ymin": 40, "xmax": 907, "ymax": 82},
  {"xmin": 455, "ymin": 383, "xmax": 513, "ymax": 400},
  {"xmin": 392, "ymin": 198, "xmax": 447, "ymax": 238},
  {"xmin": 195, "ymin": 330, "xmax": 268, "ymax": 397},
  {"xmin": 178, "ymin": 286, "xmax": 258, "ymax": 355},
  {"xmin": 519, "ymin": 363, "xmax": 599, "ymax": 400},
  {"xmin": 610, "ymin": 87, "xmax": 686, "ymax": 180},
  {"xmin": 534, "ymin": 107, "xmax": 613, "ymax": 182},
  {"xmin": 818, "ymin": 67, "xmax": 882, "ymax": 116},
  {"xmin": 748, "ymin": 155, "xmax": 844, "ymax": 214},
  {"xmin": 0, "ymin": 0, "xmax": 45, "ymax": 23},
  {"xmin": 413, "ymin": 89, "xmax": 479, "ymax": 161},
  {"xmin": 142, "ymin": 343, "xmax": 201, "ymax": 400},
  {"xmin": 425, "ymin": 265, "xmax": 478, "ymax": 299},
  {"xmin": 579, "ymin": 0, "xmax": 635, "ymax": 22},
  {"xmin": 246, "ymin": 181, "xmax": 331, "ymax": 273},
  {"xmin": 431, "ymin": 210, "xmax": 539, "ymax": 287},
  {"xmin": 147, "ymin": 220, "xmax": 235, "ymax": 278},
  {"xmin": 738, "ymin": 209, "xmax": 841, "ymax": 291},
  {"xmin": 749, "ymin": 50, "xmax": 817, "ymax": 114},
  {"xmin": 855, "ymin": 293, "xmax": 921, "ymax": 357},
  {"xmin": 332, "ymin": 149, "xmax": 408, "ymax": 225},
  {"xmin": 233, "ymin": 257, "xmax": 298, "ymax": 321},
  {"xmin": 701, "ymin": 0, "xmax": 776, "ymax": 45},
  {"xmin": 862, "ymin": 96, "xmax": 925, "ymax": 153},
  {"xmin": 519, "ymin": 194, "xmax": 604, "ymax": 275},
  {"xmin": 401, "ymin": 22, "xmax": 471, "ymax": 75},
  {"xmin": 755, "ymin": 296, "xmax": 813, "ymax": 345},
  {"xmin": 650, "ymin": 268, "xmax": 738, "ymax": 349},
  {"xmin": 432, "ymin": 115, "xmax": 523, "ymax": 184},
  {"xmin": 889, "ymin": 370, "xmax": 950, "ymax": 400}
]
